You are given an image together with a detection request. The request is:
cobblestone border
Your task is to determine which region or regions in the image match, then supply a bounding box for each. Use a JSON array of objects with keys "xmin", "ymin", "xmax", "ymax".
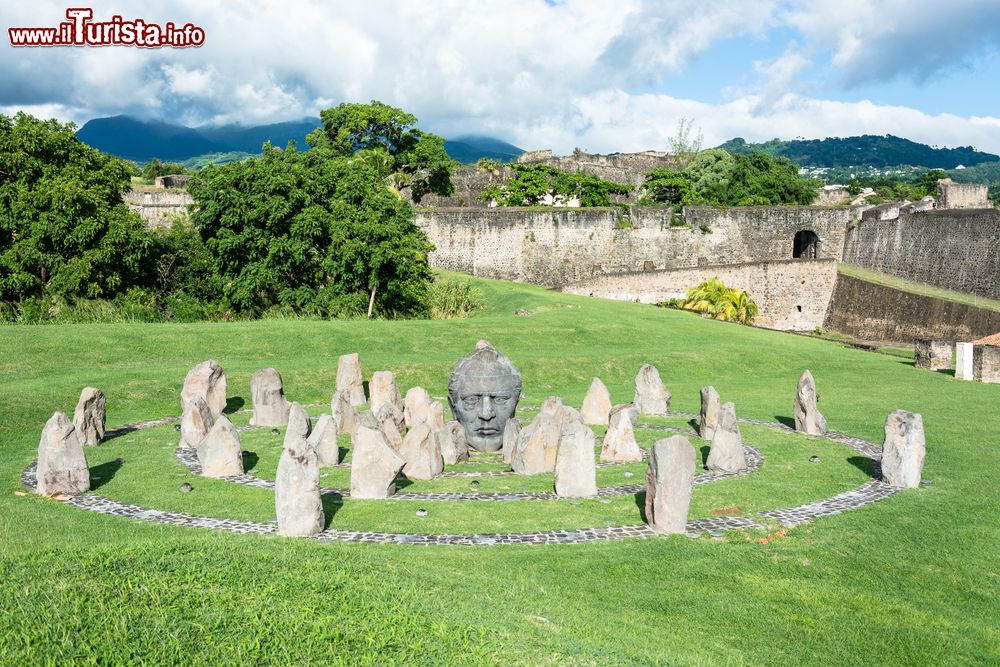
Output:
[{"xmin": 21, "ymin": 411, "xmax": 900, "ymax": 545}]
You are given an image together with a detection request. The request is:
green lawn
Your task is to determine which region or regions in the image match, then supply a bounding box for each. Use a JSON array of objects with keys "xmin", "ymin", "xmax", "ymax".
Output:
[{"xmin": 1, "ymin": 275, "xmax": 998, "ymax": 664}]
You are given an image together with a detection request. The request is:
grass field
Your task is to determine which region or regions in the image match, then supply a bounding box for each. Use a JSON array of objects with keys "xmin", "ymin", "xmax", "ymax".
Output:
[{"xmin": 1, "ymin": 274, "xmax": 998, "ymax": 664}]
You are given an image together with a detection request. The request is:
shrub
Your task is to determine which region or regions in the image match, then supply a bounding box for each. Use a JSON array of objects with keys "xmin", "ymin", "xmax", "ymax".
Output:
[
  {"xmin": 674, "ymin": 277, "xmax": 759, "ymax": 325},
  {"xmin": 428, "ymin": 277, "xmax": 485, "ymax": 319}
]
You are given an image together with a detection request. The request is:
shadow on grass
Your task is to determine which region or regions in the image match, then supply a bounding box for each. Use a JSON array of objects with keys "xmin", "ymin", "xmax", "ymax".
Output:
[
  {"xmin": 774, "ymin": 415, "xmax": 796, "ymax": 429},
  {"xmin": 935, "ymin": 368, "xmax": 956, "ymax": 377},
  {"xmin": 699, "ymin": 445, "xmax": 710, "ymax": 467},
  {"xmin": 102, "ymin": 426, "xmax": 139, "ymax": 442},
  {"xmin": 225, "ymin": 396, "xmax": 245, "ymax": 413},
  {"xmin": 634, "ymin": 490, "xmax": 648, "ymax": 522},
  {"xmin": 687, "ymin": 418, "xmax": 700, "ymax": 433},
  {"xmin": 338, "ymin": 447, "xmax": 349, "ymax": 464},
  {"xmin": 320, "ymin": 493, "xmax": 345, "ymax": 528},
  {"xmin": 90, "ymin": 457, "xmax": 124, "ymax": 491},
  {"xmin": 848, "ymin": 456, "xmax": 876, "ymax": 477},
  {"xmin": 896, "ymin": 359, "xmax": 917, "ymax": 368},
  {"xmin": 242, "ymin": 451, "xmax": 259, "ymax": 471}
]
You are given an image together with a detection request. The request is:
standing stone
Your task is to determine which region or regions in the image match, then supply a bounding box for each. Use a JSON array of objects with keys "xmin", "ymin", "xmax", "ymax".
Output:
[
  {"xmin": 369, "ymin": 370, "xmax": 404, "ymax": 415},
  {"xmin": 404, "ymin": 386, "xmax": 433, "ymax": 428},
  {"xmin": 706, "ymin": 402, "xmax": 746, "ymax": 473},
  {"xmin": 309, "ymin": 413, "xmax": 341, "ymax": 467},
  {"xmin": 502, "ymin": 417, "xmax": 522, "ymax": 464},
  {"xmin": 376, "ymin": 407, "xmax": 404, "ymax": 450},
  {"xmin": 438, "ymin": 421, "xmax": 470, "ymax": 465},
  {"xmin": 601, "ymin": 409, "xmax": 643, "ymax": 463},
  {"xmin": 275, "ymin": 403, "xmax": 324, "ymax": 537},
  {"xmin": 699, "ymin": 386, "xmax": 721, "ymax": 441},
  {"xmin": 428, "ymin": 401, "xmax": 446, "ymax": 431},
  {"xmin": 512, "ymin": 412, "xmax": 561, "ymax": 475},
  {"xmin": 36, "ymin": 412, "xmax": 90, "ymax": 496},
  {"xmin": 181, "ymin": 360, "xmax": 227, "ymax": 418},
  {"xmin": 196, "ymin": 415, "xmax": 244, "ymax": 477},
  {"xmin": 249, "ymin": 367, "xmax": 291, "ymax": 427},
  {"xmin": 554, "ymin": 413, "xmax": 598, "ymax": 497},
  {"xmin": 793, "ymin": 370, "xmax": 826, "ymax": 435},
  {"xmin": 634, "ymin": 364, "xmax": 670, "ymax": 416},
  {"xmin": 645, "ymin": 436, "xmax": 696, "ymax": 534},
  {"xmin": 336, "ymin": 353, "xmax": 366, "ymax": 407},
  {"xmin": 955, "ymin": 342, "xmax": 974, "ymax": 381},
  {"xmin": 331, "ymin": 389, "xmax": 357, "ymax": 436},
  {"xmin": 610, "ymin": 403, "xmax": 639, "ymax": 427},
  {"xmin": 398, "ymin": 422, "xmax": 444, "ymax": 481},
  {"xmin": 73, "ymin": 387, "xmax": 106, "ymax": 446},
  {"xmin": 881, "ymin": 410, "xmax": 926, "ymax": 488},
  {"xmin": 540, "ymin": 396, "xmax": 564, "ymax": 417},
  {"xmin": 357, "ymin": 410, "xmax": 378, "ymax": 430},
  {"xmin": 580, "ymin": 378, "xmax": 613, "ymax": 426},
  {"xmin": 376, "ymin": 401, "xmax": 406, "ymax": 434},
  {"xmin": 179, "ymin": 396, "xmax": 214, "ymax": 449},
  {"xmin": 350, "ymin": 426, "xmax": 406, "ymax": 499}
]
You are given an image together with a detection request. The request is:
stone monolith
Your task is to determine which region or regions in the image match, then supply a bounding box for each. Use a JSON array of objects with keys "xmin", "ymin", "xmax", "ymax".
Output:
[
  {"xmin": 370, "ymin": 370, "xmax": 404, "ymax": 415},
  {"xmin": 403, "ymin": 386, "xmax": 433, "ymax": 428},
  {"xmin": 275, "ymin": 403, "xmax": 324, "ymax": 537},
  {"xmin": 634, "ymin": 364, "xmax": 670, "ymax": 416},
  {"xmin": 336, "ymin": 353, "xmax": 366, "ymax": 407},
  {"xmin": 73, "ymin": 387, "xmax": 105, "ymax": 446},
  {"xmin": 502, "ymin": 417, "xmax": 521, "ymax": 464},
  {"xmin": 36, "ymin": 412, "xmax": 90, "ymax": 495},
  {"xmin": 309, "ymin": 413, "xmax": 341, "ymax": 466},
  {"xmin": 601, "ymin": 408, "xmax": 643, "ymax": 463},
  {"xmin": 250, "ymin": 367, "xmax": 291, "ymax": 427},
  {"xmin": 179, "ymin": 396, "xmax": 214, "ymax": 449},
  {"xmin": 580, "ymin": 378, "xmax": 613, "ymax": 426},
  {"xmin": 554, "ymin": 412, "xmax": 598, "ymax": 497},
  {"xmin": 399, "ymin": 422, "xmax": 444, "ymax": 481},
  {"xmin": 181, "ymin": 360, "xmax": 227, "ymax": 418},
  {"xmin": 438, "ymin": 421, "xmax": 470, "ymax": 465},
  {"xmin": 793, "ymin": 370, "xmax": 826, "ymax": 435},
  {"xmin": 645, "ymin": 436, "xmax": 696, "ymax": 534},
  {"xmin": 512, "ymin": 412, "xmax": 560, "ymax": 475},
  {"xmin": 196, "ymin": 415, "xmax": 243, "ymax": 477},
  {"xmin": 331, "ymin": 389, "xmax": 357, "ymax": 436},
  {"xmin": 881, "ymin": 410, "xmax": 926, "ymax": 488},
  {"xmin": 350, "ymin": 426, "xmax": 406, "ymax": 499},
  {"xmin": 706, "ymin": 402, "xmax": 746, "ymax": 473},
  {"xmin": 699, "ymin": 386, "xmax": 721, "ymax": 441}
]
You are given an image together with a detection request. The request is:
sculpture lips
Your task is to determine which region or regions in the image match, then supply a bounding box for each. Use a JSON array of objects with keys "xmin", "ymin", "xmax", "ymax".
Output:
[{"xmin": 476, "ymin": 427, "xmax": 499, "ymax": 436}]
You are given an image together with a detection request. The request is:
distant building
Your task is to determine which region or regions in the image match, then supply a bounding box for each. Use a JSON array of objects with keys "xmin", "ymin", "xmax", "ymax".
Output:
[
  {"xmin": 155, "ymin": 174, "xmax": 190, "ymax": 189},
  {"xmin": 936, "ymin": 178, "xmax": 989, "ymax": 209}
]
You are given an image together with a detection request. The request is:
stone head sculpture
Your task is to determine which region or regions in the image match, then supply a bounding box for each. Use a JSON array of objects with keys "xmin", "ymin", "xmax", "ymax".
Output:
[{"xmin": 448, "ymin": 341, "xmax": 522, "ymax": 452}]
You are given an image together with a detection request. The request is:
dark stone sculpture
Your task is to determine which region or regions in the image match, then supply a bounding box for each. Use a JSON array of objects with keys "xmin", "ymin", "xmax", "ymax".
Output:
[{"xmin": 447, "ymin": 341, "xmax": 522, "ymax": 452}]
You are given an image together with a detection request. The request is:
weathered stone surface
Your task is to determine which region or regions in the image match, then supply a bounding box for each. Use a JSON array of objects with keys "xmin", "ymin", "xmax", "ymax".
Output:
[
  {"xmin": 376, "ymin": 401, "xmax": 405, "ymax": 432},
  {"xmin": 706, "ymin": 402, "xmax": 746, "ymax": 473},
  {"xmin": 699, "ymin": 386, "xmax": 721, "ymax": 441},
  {"xmin": 428, "ymin": 401, "xmax": 446, "ymax": 431},
  {"xmin": 634, "ymin": 364, "xmax": 670, "ymax": 416},
  {"xmin": 369, "ymin": 370, "xmax": 404, "ymax": 415},
  {"xmin": 73, "ymin": 387, "xmax": 106, "ymax": 446},
  {"xmin": 973, "ymin": 345, "xmax": 1000, "ymax": 384},
  {"xmin": 179, "ymin": 396, "xmax": 214, "ymax": 449},
  {"xmin": 377, "ymin": 409, "xmax": 403, "ymax": 450},
  {"xmin": 404, "ymin": 386, "xmax": 433, "ymax": 428},
  {"xmin": 249, "ymin": 367, "xmax": 290, "ymax": 427},
  {"xmin": 336, "ymin": 353, "xmax": 366, "ymax": 407},
  {"xmin": 502, "ymin": 417, "xmax": 521, "ymax": 464},
  {"xmin": 601, "ymin": 409, "xmax": 642, "ymax": 463},
  {"xmin": 181, "ymin": 360, "xmax": 227, "ymax": 418},
  {"xmin": 793, "ymin": 370, "xmax": 827, "ymax": 435},
  {"xmin": 196, "ymin": 415, "xmax": 243, "ymax": 477},
  {"xmin": 275, "ymin": 403, "xmax": 324, "ymax": 537},
  {"xmin": 308, "ymin": 413, "xmax": 341, "ymax": 467},
  {"xmin": 438, "ymin": 421, "xmax": 470, "ymax": 465},
  {"xmin": 610, "ymin": 403, "xmax": 639, "ymax": 426},
  {"xmin": 580, "ymin": 378, "xmax": 613, "ymax": 426},
  {"xmin": 512, "ymin": 412, "xmax": 560, "ymax": 475},
  {"xmin": 357, "ymin": 410, "xmax": 378, "ymax": 430},
  {"xmin": 398, "ymin": 422, "xmax": 444, "ymax": 481},
  {"xmin": 447, "ymin": 342, "xmax": 522, "ymax": 452},
  {"xmin": 914, "ymin": 339, "xmax": 953, "ymax": 371},
  {"xmin": 540, "ymin": 396, "xmax": 564, "ymax": 417},
  {"xmin": 881, "ymin": 410, "xmax": 926, "ymax": 488},
  {"xmin": 554, "ymin": 412, "xmax": 598, "ymax": 497},
  {"xmin": 350, "ymin": 426, "xmax": 406, "ymax": 499},
  {"xmin": 36, "ymin": 412, "xmax": 89, "ymax": 495},
  {"xmin": 645, "ymin": 436, "xmax": 696, "ymax": 534},
  {"xmin": 331, "ymin": 389, "xmax": 357, "ymax": 435}
]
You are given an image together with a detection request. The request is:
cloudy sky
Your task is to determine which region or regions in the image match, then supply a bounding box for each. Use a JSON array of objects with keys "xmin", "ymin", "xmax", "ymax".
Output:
[{"xmin": 3, "ymin": 0, "xmax": 1000, "ymax": 154}]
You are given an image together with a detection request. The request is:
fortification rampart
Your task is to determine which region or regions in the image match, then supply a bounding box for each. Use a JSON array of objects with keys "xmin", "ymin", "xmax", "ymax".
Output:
[
  {"xmin": 417, "ymin": 206, "xmax": 855, "ymax": 288},
  {"xmin": 563, "ymin": 258, "xmax": 838, "ymax": 331},
  {"xmin": 125, "ymin": 190, "xmax": 194, "ymax": 228},
  {"xmin": 842, "ymin": 207, "xmax": 1000, "ymax": 300}
]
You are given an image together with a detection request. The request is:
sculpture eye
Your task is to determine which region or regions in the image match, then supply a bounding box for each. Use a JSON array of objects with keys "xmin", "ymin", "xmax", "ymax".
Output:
[
  {"xmin": 493, "ymin": 395, "xmax": 509, "ymax": 405},
  {"xmin": 462, "ymin": 397, "xmax": 479, "ymax": 408}
]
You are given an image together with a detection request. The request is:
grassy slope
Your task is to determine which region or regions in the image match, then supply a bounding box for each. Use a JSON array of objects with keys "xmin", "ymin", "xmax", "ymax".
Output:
[{"xmin": 1, "ymin": 276, "xmax": 998, "ymax": 665}]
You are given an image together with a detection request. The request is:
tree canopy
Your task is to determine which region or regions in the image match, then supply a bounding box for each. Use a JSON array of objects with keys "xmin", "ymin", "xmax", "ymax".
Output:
[
  {"xmin": 0, "ymin": 113, "xmax": 152, "ymax": 307},
  {"xmin": 479, "ymin": 164, "xmax": 631, "ymax": 208},
  {"xmin": 188, "ymin": 143, "xmax": 433, "ymax": 318},
  {"xmin": 313, "ymin": 101, "xmax": 454, "ymax": 203}
]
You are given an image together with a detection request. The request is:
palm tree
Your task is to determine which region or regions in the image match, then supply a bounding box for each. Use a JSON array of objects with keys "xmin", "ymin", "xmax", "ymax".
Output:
[{"xmin": 680, "ymin": 277, "xmax": 758, "ymax": 325}]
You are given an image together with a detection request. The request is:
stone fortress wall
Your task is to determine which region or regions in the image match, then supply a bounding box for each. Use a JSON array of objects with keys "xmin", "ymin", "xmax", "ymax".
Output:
[{"xmin": 125, "ymin": 190, "xmax": 192, "ymax": 228}]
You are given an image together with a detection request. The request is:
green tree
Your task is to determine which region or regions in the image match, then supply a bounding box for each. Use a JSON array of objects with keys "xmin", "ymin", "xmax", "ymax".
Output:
[
  {"xmin": 917, "ymin": 169, "xmax": 947, "ymax": 197},
  {"xmin": 677, "ymin": 277, "xmax": 759, "ymax": 324},
  {"xmin": 314, "ymin": 101, "xmax": 454, "ymax": 203},
  {"xmin": 668, "ymin": 118, "xmax": 703, "ymax": 170},
  {"xmin": 640, "ymin": 169, "xmax": 698, "ymax": 206},
  {"xmin": 188, "ymin": 143, "xmax": 433, "ymax": 318},
  {"xmin": 479, "ymin": 164, "xmax": 630, "ymax": 208},
  {"xmin": 0, "ymin": 112, "xmax": 153, "ymax": 307}
]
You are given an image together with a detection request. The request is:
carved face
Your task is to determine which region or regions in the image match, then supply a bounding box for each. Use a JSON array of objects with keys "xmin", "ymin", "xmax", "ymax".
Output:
[{"xmin": 448, "ymin": 374, "xmax": 520, "ymax": 451}]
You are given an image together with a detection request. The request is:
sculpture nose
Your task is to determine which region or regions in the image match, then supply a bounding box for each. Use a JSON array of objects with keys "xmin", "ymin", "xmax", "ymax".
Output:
[{"xmin": 479, "ymin": 396, "xmax": 495, "ymax": 420}]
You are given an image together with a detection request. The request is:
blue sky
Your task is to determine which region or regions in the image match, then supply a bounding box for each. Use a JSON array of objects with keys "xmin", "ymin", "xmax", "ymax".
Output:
[{"xmin": 2, "ymin": 0, "xmax": 1000, "ymax": 154}]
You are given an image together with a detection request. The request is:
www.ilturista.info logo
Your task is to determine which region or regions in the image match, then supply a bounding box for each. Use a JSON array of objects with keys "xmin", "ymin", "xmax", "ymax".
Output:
[{"xmin": 8, "ymin": 8, "xmax": 205, "ymax": 48}]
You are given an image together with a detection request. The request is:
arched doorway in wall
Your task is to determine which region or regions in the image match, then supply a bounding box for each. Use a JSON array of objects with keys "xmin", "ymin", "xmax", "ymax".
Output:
[{"xmin": 793, "ymin": 230, "xmax": 820, "ymax": 259}]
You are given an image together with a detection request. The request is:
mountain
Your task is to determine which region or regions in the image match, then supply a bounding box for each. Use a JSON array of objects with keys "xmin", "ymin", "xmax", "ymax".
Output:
[
  {"xmin": 76, "ymin": 115, "xmax": 320, "ymax": 162},
  {"xmin": 715, "ymin": 135, "xmax": 1000, "ymax": 169},
  {"xmin": 444, "ymin": 135, "xmax": 524, "ymax": 164},
  {"xmin": 76, "ymin": 116, "xmax": 523, "ymax": 165}
]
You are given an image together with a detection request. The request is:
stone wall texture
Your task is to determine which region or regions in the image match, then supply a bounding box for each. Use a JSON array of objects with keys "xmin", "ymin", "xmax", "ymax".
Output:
[
  {"xmin": 842, "ymin": 208, "xmax": 1000, "ymax": 300},
  {"xmin": 562, "ymin": 259, "xmax": 838, "ymax": 331},
  {"xmin": 126, "ymin": 190, "xmax": 194, "ymax": 228},
  {"xmin": 417, "ymin": 206, "xmax": 854, "ymax": 289},
  {"xmin": 823, "ymin": 274, "xmax": 1000, "ymax": 342}
]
